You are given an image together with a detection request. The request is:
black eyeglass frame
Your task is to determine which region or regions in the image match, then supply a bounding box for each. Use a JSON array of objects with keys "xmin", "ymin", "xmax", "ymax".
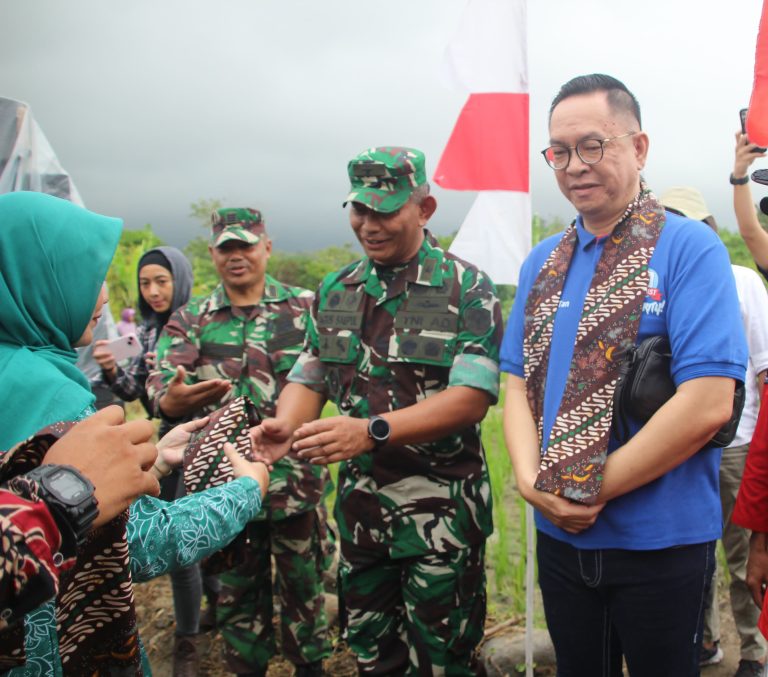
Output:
[{"xmin": 541, "ymin": 132, "xmax": 638, "ymax": 170}]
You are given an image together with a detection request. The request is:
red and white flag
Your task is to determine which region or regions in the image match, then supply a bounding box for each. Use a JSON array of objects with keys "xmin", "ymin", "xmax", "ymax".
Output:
[{"xmin": 434, "ymin": 0, "xmax": 530, "ymax": 285}]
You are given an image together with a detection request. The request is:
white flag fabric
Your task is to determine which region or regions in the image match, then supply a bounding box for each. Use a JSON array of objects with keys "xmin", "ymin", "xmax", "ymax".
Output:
[
  {"xmin": 450, "ymin": 192, "xmax": 531, "ymax": 285},
  {"xmin": 440, "ymin": 0, "xmax": 527, "ymax": 92}
]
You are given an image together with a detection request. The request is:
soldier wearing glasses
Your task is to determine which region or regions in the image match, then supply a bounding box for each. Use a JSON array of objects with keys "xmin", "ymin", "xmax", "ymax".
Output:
[
  {"xmin": 502, "ymin": 74, "xmax": 747, "ymax": 676},
  {"xmin": 252, "ymin": 147, "xmax": 502, "ymax": 675}
]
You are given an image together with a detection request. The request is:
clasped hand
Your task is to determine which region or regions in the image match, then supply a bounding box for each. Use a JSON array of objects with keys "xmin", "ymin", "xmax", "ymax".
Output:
[
  {"xmin": 250, "ymin": 416, "xmax": 373, "ymax": 466},
  {"xmin": 524, "ymin": 486, "xmax": 604, "ymax": 534}
]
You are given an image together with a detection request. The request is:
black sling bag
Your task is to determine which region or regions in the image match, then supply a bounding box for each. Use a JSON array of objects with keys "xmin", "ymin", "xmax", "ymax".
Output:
[{"xmin": 612, "ymin": 335, "xmax": 745, "ymax": 448}]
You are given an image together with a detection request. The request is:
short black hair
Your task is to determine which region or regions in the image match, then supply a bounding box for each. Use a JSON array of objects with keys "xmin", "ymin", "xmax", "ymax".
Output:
[{"xmin": 549, "ymin": 74, "xmax": 642, "ymax": 128}]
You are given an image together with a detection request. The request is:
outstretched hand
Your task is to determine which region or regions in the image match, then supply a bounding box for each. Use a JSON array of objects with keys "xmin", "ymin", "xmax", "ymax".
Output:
[
  {"xmin": 156, "ymin": 416, "xmax": 210, "ymax": 469},
  {"xmin": 249, "ymin": 418, "xmax": 295, "ymax": 466},
  {"xmin": 43, "ymin": 405, "xmax": 160, "ymax": 528},
  {"xmin": 158, "ymin": 366, "xmax": 231, "ymax": 418}
]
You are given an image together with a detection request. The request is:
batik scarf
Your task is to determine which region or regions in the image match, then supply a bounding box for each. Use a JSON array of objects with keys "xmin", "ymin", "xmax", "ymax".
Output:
[
  {"xmin": 523, "ymin": 185, "xmax": 665, "ymax": 503},
  {"xmin": 0, "ymin": 422, "xmax": 142, "ymax": 676}
]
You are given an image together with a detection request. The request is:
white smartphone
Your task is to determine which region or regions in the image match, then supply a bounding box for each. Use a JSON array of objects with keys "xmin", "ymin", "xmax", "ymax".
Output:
[{"xmin": 107, "ymin": 334, "xmax": 142, "ymax": 362}]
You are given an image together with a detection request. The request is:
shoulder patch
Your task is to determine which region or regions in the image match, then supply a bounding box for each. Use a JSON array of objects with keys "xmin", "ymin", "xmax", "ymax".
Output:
[{"xmin": 463, "ymin": 307, "xmax": 492, "ymax": 336}]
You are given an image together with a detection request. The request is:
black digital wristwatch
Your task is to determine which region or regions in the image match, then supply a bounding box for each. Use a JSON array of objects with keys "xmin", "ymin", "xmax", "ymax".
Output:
[
  {"xmin": 25, "ymin": 464, "xmax": 99, "ymax": 549},
  {"xmin": 367, "ymin": 416, "xmax": 391, "ymax": 450}
]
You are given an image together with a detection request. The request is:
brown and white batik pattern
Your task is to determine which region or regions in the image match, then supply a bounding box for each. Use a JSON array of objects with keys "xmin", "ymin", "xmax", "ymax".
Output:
[{"xmin": 523, "ymin": 187, "xmax": 665, "ymax": 503}]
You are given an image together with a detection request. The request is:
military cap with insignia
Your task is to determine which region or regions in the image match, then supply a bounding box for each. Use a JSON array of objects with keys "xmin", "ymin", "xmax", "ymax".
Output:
[
  {"xmin": 210, "ymin": 207, "xmax": 266, "ymax": 247},
  {"xmin": 343, "ymin": 147, "xmax": 427, "ymax": 214}
]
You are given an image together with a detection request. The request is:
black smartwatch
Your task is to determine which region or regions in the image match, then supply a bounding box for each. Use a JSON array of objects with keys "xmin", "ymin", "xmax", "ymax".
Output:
[
  {"xmin": 25, "ymin": 465, "xmax": 99, "ymax": 549},
  {"xmin": 367, "ymin": 416, "xmax": 391, "ymax": 450}
]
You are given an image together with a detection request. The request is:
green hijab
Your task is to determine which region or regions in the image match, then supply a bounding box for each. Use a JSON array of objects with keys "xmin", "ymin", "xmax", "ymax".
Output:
[{"xmin": 0, "ymin": 192, "xmax": 122, "ymax": 449}]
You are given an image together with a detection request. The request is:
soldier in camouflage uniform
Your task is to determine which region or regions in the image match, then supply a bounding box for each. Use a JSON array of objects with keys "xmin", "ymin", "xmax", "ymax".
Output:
[
  {"xmin": 146, "ymin": 208, "xmax": 331, "ymax": 677},
  {"xmin": 253, "ymin": 148, "xmax": 502, "ymax": 676}
]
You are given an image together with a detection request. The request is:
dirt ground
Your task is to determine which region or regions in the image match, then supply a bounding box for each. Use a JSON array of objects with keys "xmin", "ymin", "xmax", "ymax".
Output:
[
  {"xmin": 704, "ymin": 585, "xmax": 749, "ymax": 677},
  {"xmin": 135, "ymin": 575, "xmax": 357, "ymax": 676},
  {"xmin": 135, "ymin": 574, "xmax": 745, "ymax": 677}
]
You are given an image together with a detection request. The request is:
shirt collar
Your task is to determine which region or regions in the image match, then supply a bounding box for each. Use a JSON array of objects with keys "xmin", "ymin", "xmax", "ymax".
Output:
[
  {"xmin": 574, "ymin": 217, "xmax": 605, "ymax": 251},
  {"xmin": 261, "ymin": 274, "xmax": 291, "ymax": 302},
  {"xmin": 208, "ymin": 284, "xmax": 230, "ymax": 312},
  {"xmin": 343, "ymin": 229, "xmax": 446, "ymax": 290},
  {"xmin": 207, "ymin": 274, "xmax": 288, "ymax": 312}
]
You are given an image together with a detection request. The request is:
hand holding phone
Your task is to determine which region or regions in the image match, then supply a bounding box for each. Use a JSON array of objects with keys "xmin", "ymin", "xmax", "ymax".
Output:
[
  {"xmin": 740, "ymin": 108, "xmax": 767, "ymax": 153},
  {"xmin": 107, "ymin": 334, "xmax": 142, "ymax": 362}
]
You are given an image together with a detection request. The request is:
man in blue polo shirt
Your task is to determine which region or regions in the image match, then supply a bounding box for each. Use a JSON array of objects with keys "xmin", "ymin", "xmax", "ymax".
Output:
[{"xmin": 502, "ymin": 73, "xmax": 747, "ymax": 677}]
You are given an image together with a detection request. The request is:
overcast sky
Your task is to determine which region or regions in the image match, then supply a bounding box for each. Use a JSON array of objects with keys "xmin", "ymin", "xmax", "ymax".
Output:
[{"xmin": 0, "ymin": 0, "xmax": 764, "ymax": 253}]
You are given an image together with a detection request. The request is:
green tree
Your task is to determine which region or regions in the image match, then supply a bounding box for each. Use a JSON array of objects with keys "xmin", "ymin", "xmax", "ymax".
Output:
[
  {"xmin": 719, "ymin": 228, "xmax": 760, "ymax": 270},
  {"xmin": 185, "ymin": 198, "xmax": 225, "ymax": 295},
  {"xmin": 435, "ymin": 232, "xmax": 456, "ymax": 250},
  {"xmin": 269, "ymin": 245, "xmax": 359, "ymax": 291},
  {"xmin": 189, "ymin": 198, "xmax": 224, "ymax": 228},
  {"xmin": 533, "ymin": 213, "xmax": 567, "ymax": 244},
  {"xmin": 184, "ymin": 236, "xmax": 219, "ymax": 296}
]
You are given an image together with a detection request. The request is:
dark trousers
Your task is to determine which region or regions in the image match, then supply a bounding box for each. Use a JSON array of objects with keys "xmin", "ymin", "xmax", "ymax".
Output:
[{"xmin": 536, "ymin": 530, "xmax": 715, "ymax": 677}]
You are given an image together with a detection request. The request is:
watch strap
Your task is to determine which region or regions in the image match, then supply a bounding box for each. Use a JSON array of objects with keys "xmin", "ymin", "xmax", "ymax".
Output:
[
  {"xmin": 730, "ymin": 173, "xmax": 750, "ymax": 185},
  {"xmin": 5, "ymin": 474, "xmax": 79, "ymax": 560},
  {"xmin": 24, "ymin": 465, "xmax": 98, "ymax": 548}
]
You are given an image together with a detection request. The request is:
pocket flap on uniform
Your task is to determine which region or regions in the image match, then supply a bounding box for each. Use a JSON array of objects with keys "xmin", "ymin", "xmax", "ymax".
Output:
[
  {"xmin": 318, "ymin": 333, "xmax": 359, "ymax": 363},
  {"xmin": 392, "ymin": 334, "xmax": 453, "ymax": 366},
  {"xmin": 199, "ymin": 342, "xmax": 243, "ymax": 359},
  {"xmin": 266, "ymin": 329, "xmax": 306, "ymax": 352}
]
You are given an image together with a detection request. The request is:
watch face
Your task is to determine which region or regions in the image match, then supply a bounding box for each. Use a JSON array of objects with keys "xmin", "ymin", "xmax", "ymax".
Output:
[
  {"xmin": 370, "ymin": 417, "xmax": 390, "ymax": 441},
  {"xmin": 48, "ymin": 471, "xmax": 88, "ymax": 503}
]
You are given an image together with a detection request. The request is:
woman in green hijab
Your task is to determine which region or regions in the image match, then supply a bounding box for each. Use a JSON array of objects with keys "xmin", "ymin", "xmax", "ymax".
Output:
[
  {"xmin": 0, "ymin": 192, "xmax": 269, "ymax": 676},
  {"xmin": 0, "ymin": 191, "xmax": 120, "ymax": 449}
]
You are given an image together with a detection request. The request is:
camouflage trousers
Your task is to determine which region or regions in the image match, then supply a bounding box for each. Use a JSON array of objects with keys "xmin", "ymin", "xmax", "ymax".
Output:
[
  {"xmin": 217, "ymin": 509, "xmax": 331, "ymax": 672},
  {"xmin": 340, "ymin": 538, "xmax": 487, "ymax": 676}
]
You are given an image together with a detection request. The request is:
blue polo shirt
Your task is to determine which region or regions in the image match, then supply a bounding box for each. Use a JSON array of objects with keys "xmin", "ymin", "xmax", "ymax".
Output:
[{"xmin": 501, "ymin": 211, "xmax": 747, "ymax": 549}]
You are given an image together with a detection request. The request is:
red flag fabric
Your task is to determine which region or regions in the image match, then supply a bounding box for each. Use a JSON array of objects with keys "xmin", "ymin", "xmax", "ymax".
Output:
[
  {"xmin": 433, "ymin": 93, "xmax": 529, "ymax": 192},
  {"xmin": 748, "ymin": 0, "xmax": 768, "ymax": 146}
]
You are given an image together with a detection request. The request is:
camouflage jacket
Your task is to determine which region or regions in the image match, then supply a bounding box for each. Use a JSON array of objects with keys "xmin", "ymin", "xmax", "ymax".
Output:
[
  {"xmin": 288, "ymin": 231, "xmax": 502, "ymax": 558},
  {"xmin": 146, "ymin": 275, "xmax": 329, "ymax": 520}
]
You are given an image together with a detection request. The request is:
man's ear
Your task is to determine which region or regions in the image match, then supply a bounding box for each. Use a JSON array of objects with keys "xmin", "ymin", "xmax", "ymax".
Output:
[
  {"xmin": 418, "ymin": 195, "xmax": 438, "ymax": 225},
  {"xmin": 634, "ymin": 131, "xmax": 650, "ymax": 171}
]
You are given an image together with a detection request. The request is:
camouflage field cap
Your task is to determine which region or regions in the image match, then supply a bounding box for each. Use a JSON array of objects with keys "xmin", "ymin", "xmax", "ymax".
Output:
[
  {"xmin": 343, "ymin": 146, "xmax": 427, "ymax": 213},
  {"xmin": 210, "ymin": 207, "xmax": 265, "ymax": 247}
]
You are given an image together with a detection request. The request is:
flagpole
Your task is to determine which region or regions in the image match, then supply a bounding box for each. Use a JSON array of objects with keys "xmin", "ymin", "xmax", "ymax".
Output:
[{"xmin": 525, "ymin": 502, "xmax": 534, "ymax": 677}]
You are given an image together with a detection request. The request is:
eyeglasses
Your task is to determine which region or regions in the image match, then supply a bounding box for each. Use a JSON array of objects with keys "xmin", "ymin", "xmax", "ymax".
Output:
[{"xmin": 541, "ymin": 132, "xmax": 637, "ymax": 170}]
